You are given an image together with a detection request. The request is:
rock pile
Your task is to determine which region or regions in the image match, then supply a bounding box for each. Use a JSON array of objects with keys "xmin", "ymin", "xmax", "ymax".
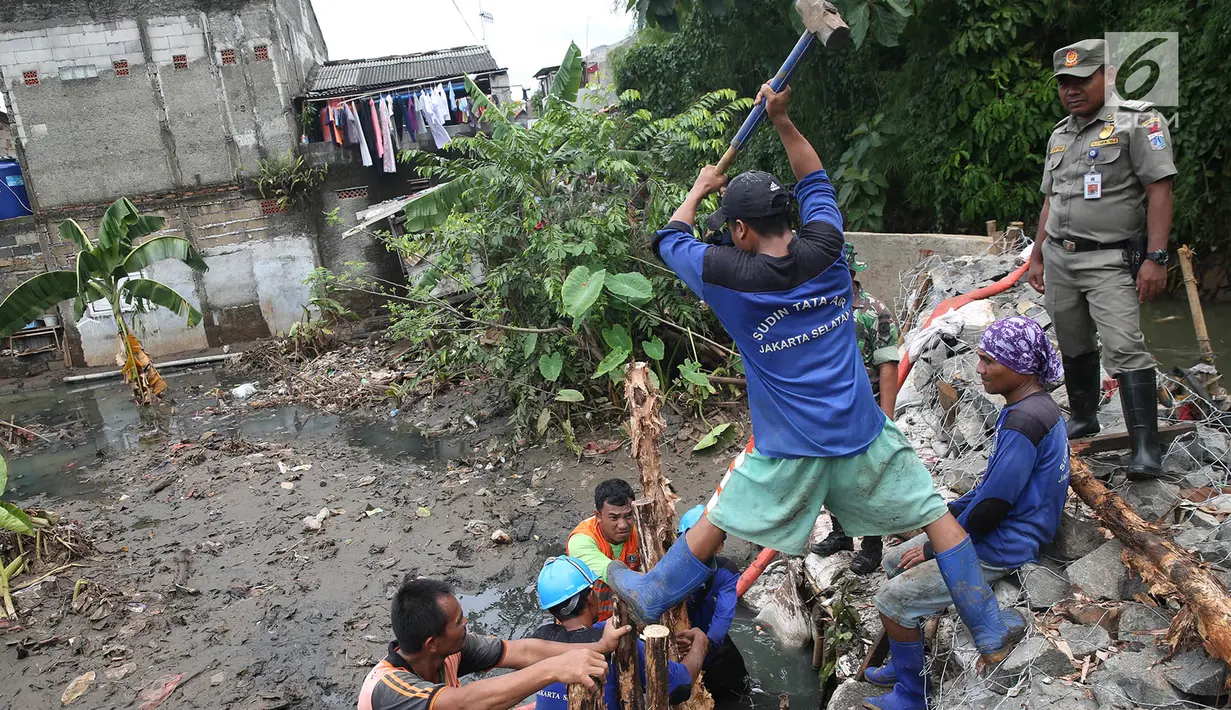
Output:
[{"xmin": 744, "ymin": 245, "xmax": 1231, "ymax": 709}]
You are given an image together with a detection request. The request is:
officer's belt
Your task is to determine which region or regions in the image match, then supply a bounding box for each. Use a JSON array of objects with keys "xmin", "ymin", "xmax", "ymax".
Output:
[{"xmin": 1049, "ymin": 236, "xmax": 1129, "ymax": 253}]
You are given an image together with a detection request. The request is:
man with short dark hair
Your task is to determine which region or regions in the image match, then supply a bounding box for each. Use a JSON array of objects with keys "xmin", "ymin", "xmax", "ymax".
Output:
[
  {"xmin": 357, "ymin": 577, "xmax": 629, "ymax": 710},
  {"xmin": 566, "ymin": 479, "xmax": 641, "ymax": 621},
  {"xmin": 530, "ymin": 556, "xmax": 706, "ymax": 710}
]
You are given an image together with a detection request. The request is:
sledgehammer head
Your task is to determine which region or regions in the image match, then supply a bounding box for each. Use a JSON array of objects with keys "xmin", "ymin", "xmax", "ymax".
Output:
[{"xmin": 795, "ymin": 0, "xmax": 851, "ymax": 51}]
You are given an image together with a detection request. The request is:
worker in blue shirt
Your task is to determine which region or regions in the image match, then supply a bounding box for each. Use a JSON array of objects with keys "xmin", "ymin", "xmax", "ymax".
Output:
[
  {"xmin": 529, "ymin": 556, "xmax": 708, "ymax": 710},
  {"xmin": 675, "ymin": 505, "xmax": 749, "ymax": 699},
  {"xmin": 864, "ymin": 316, "xmax": 1070, "ymax": 709},
  {"xmin": 608, "ymin": 83, "xmax": 1025, "ymax": 696}
]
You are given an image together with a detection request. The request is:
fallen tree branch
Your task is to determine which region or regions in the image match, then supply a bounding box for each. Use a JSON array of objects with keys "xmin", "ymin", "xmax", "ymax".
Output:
[
  {"xmin": 0, "ymin": 420, "xmax": 53, "ymax": 443},
  {"xmin": 1069, "ymin": 454, "xmax": 1231, "ymax": 665}
]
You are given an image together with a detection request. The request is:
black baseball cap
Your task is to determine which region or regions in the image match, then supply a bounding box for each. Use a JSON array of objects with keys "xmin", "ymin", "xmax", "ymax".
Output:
[{"xmin": 719, "ymin": 171, "xmax": 792, "ymax": 222}]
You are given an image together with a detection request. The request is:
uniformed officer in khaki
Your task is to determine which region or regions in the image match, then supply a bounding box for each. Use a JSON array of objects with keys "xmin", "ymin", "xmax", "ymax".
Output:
[{"xmin": 1027, "ymin": 39, "xmax": 1176, "ymax": 479}]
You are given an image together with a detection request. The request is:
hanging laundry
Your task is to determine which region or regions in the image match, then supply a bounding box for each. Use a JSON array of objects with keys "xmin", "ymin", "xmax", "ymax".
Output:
[
  {"xmin": 383, "ymin": 95, "xmax": 399, "ymax": 152},
  {"xmin": 346, "ymin": 102, "xmax": 373, "ymax": 167},
  {"xmin": 355, "ymin": 100, "xmax": 380, "ymax": 165},
  {"xmin": 379, "ymin": 96, "xmax": 396, "ymax": 172},
  {"xmin": 368, "ymin": 98, "xmax": 384, "ymax": 158},
  {"xmin": 407, "ymin": 95, "xmax": 419, "ymax": 135}
]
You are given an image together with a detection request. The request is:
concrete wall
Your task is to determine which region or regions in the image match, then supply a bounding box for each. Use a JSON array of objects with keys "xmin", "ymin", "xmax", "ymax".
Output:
[
  {"xmin": 845, "ymin": 231, "xmax": 998, "ymax": 307},
  {"xmin": 0, "ymin": 0, "xmax": 327, "ymax": 210}
]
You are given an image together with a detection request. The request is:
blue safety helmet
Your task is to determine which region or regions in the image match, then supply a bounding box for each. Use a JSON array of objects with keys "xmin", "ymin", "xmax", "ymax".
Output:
[
  {"xmin": 537, "ymin": 555, "xmax": 598, "ymax": 611},
  {"xmin": 677, "ymin": 504, "xmax": 706, "ymax": 535}
]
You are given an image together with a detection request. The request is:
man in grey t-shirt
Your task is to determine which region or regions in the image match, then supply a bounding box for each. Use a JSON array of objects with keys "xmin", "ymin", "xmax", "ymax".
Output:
[{"xmin": 357, "ymin": 578, "xmax": 629, "ymax": 710}]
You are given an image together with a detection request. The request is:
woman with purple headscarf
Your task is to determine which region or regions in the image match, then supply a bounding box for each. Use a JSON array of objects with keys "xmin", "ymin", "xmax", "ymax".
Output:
[{"xmin": 865, "ymin": 316, "xmax": 1072, "ymax": 704}]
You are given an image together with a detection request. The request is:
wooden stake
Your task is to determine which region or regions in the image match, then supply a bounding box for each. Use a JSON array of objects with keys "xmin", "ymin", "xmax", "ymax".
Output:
[
  {"xmin": 643, "ymin": 624, "xmax": 672, "ymax": 710},
  {"xmin": 612, "ymin": 600, "xmax": 644, "ymax": 710},
  {"xmin": 1068, "ymin": 454, "xmax": 1231, "ymax": 665},
  {"xmin": 811, "ymin": 603, "xmax": 827, "ymax": 671},
  {"xmin": 568, "ymin": 681, "xmax": 603, "ymax": 710},
  {"xmin": 1178, "ymin": 246, "xmax": 1214, "ymax": 365},
  {"xmin": 623, "ymin": 363, "xmax": 714, "ymax": 710}
]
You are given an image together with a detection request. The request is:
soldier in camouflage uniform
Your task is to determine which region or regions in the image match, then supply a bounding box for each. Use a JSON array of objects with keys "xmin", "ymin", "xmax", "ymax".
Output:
[{"xmin": 811, "ymin": 244, "xmax": 902, "ymax": 574}]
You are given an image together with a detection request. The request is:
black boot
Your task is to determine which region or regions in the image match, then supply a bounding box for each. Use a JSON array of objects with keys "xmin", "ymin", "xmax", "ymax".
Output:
[
  {"xmin": 1119, "ymin": 369, "xmax": 1163, "ymax": 479},
  {"xmin": 850, "ymin": 536, "xmax": 883, "ymax": 575},
  {"xmin": 810, "ymin": 517, "xmax": 853, "ymax": 556},
  {"xmin": 1064, "ymin": 352, "xmax": 1103, "ymax": 439}
]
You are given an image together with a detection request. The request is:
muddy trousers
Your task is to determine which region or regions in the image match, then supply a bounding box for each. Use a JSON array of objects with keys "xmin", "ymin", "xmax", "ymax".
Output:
[{"xmin": 1042, "ymin": 239, "xmax": 1155, "ymax": 375}]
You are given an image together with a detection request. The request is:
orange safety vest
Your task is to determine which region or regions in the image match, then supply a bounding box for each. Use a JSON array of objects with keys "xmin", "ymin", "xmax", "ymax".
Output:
[
  {"xmin": 357, "ymin": 651, "xmax": 462, "ymax": 710},
  {"xmin": 568, "ymin": 516, "xmax": 641, "ymax": 622}
]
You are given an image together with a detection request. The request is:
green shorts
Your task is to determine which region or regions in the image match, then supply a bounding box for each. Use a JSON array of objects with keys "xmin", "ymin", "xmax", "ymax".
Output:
[{"xmin": 705, "ymin": 416, "xmax": 948, "ymax": 556}]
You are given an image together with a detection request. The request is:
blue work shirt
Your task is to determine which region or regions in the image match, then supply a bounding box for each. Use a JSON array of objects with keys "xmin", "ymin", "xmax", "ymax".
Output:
[
  {"xmin": 948, "ymin": 392, "xmax": 1071, "ymax": 569},
  {"xmin": 652, "ymin": 170, "xmax": 885, "ymax": 458},
  {"xmin": 530, "ymin": 623, "xmax": 692, "ymax": 710},
  {"xmin": 686, "ymin": 557, "xmax": 739, "ymax": 653}
]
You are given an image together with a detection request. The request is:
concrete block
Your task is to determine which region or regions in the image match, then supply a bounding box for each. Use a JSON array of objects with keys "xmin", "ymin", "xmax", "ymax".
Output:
[
  {"xmin": 79, "ymin": 30, "xmax": 108, "ymax": 46},
  {"xmin": 50, "ymin": 47, "xmax": 74, "ymax": 61},
  {"xmin": 88, "ymin": 44, "xmax": 115, "ymax": 58},
  {"xmin": 15, "ymin": 49, "xmax": 54, "ymax": 64},
  {"xmin": 28, "ymin": 34, "xmax": 51, "ymax": 51},
  {"xmin": 151, "ymin": 49, "xmax": 173, "ymax": 64},
  {"xmin": 123, "ymin": 41, "xmax": 143, "ymax": 55},
  {"xmin": 151, "ymin": 36, "xmax": 171, "ymax": 51},
  {"xmin": 49, "ymin": 34, "xmax": 72, "ymax": 49},
  {"xmin": 0, "ymin": 52, "xmax": 16, "ymax": 68},
  {"xmin": 105, "ymin": 28, "xmax": 140, "ymax": 44},
  {"xmin": 2, "ymin": 37, "xmax": 34, "ymax": 53}
]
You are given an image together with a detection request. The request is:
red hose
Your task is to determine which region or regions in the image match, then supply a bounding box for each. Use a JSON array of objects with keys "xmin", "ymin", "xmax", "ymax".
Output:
[
  {"xmin": 896, "ymin": 262, "xmax": 1030, "ymax": 388},
  {"xmin": 737, "ymin": 547, "xmax": 780, "ymax": 597}
]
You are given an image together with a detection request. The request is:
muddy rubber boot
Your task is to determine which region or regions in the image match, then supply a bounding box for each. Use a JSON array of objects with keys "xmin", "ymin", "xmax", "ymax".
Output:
[
  {"xmin": 850, "ymin": 536, "xmax": 883, "ymax": 576},
  {"xmin": 1064, "ymin": 352, "xmax": 1103, "ymax": 440},
  {"xmin": 607, "ymin": 534, "xmax": 716, "ymax": 624},
  {"xmin": 810, "ymin": 516, "xmax": 853, "ymax": 557},
  {"xmin": 934, "ymin": 537, "xmax": 1023, "ymax": 664},
  {"xmin": 862, "ymin": 638, "xmax": 926, "ymax": 710},
  {"xmin": 1119, "ymin": 368, "xmax": 1163, "ymax": 480}
]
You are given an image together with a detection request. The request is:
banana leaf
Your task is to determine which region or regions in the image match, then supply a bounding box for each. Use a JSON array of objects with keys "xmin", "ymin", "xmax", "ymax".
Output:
[
  {"xmin": 401, "ymin": 165, "xmax": 500, "ymax": 233},
  {"xmin": 97, "ymin": 197, "xmax": 141, "ymax": 255},
  {"xmin": 122, "ymin": 236, "xmax": 207, "ymax": 274},
  {"xmin": 121, "ymin": 278, "xmax": 203, "ymax": 329},
  {"xmin": 549, "ymin": 42, "xmax": 583, "ymax": 103},
  {"xmin": 0, "ymin": 271, "xmax": 79, "ymax": 337},
  {"xmin": 58, "ymin": 218, "xmax": 93, "ymax": 252}
]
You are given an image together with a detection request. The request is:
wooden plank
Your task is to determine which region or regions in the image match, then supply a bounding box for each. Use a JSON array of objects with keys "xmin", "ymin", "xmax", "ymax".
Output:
[
  {"xmin": 858, "ymin": 629, "xmax": 889, "ymax": 679},
  {"xmin": 1069, "ymin": 422, "xmax": 1196, "ymax": 456}
]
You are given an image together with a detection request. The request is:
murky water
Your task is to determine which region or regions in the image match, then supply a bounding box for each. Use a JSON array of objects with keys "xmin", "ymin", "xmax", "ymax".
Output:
[
  {"xmin": 0, "ymin": 366, "xmax": 453, "ymax": 503},
  {"xmin": 1141, "ymin": 299, "xmax": 1231, "ymax": 374}
]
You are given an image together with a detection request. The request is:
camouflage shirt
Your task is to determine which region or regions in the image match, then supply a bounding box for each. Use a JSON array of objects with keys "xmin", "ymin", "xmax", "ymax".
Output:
[{"xmin": 852, "ymin": 283, "xmax": 901, "ymax": 397}]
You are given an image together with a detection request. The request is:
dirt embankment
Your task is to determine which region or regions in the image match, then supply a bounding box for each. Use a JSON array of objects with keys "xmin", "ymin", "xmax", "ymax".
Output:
[{"xmin": 1, "ymin": 388, "xmax": 751, "ymax": 710}]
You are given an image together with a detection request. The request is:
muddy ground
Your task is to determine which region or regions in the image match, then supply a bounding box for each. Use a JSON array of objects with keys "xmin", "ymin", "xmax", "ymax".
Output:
[{"xmin": 1, "ymin": 378, "xmax": 763, "ymax": 710}]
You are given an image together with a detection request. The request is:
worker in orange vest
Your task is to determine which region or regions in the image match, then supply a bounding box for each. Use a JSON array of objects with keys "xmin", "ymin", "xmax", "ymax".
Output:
[{"xmin": 566, "ymin": 479, "xmax": 642, "ymax": 621}]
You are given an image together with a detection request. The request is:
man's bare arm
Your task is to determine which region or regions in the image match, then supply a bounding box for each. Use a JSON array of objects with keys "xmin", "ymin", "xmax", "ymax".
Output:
[
  {"xmin": 433, "ymin": 650, "xmax": 607, "ymax": 710},
  {"xmin": 758, "ymin": 84, "xmax": 823, "ymax": 179}
]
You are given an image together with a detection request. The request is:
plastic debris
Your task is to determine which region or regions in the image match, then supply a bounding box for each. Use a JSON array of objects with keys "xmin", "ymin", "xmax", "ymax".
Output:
[
  {"xmin": 491, "ymin": 529, "xmax": 512, "ymax": 544},
  {"xmin": 280, "ymin": 482, "xmax": 294, "ymax": 490},
  {"xmin": 230, "ymin": 382, "xmax": 258, "ymax": 399},
  {"xmin": 137, "ymin": 673, "xmax": 184, "ymax": 710},
  {"xmin": 303, "ymin": 507, "xmax": 331, "ymax": 531},
  {"xmin": 104, "ymin": 662, "xmax": 137, "ymax": 680},
  {"xmin": 416, "ymin": 506, "xmax": 432, "ymax": 517}
]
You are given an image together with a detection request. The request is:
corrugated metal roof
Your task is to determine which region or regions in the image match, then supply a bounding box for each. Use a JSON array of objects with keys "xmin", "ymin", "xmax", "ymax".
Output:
[{"xmin": 305, "ymin": 45, "xmax": 504, "ymax": 99}]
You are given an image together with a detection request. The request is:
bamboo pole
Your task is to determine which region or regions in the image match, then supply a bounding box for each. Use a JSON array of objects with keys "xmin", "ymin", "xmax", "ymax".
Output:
[
  {"xmin": 643, "ymin": 624, "xmax": 672, "ymax": 710},
  {"xmin": 568, "ymin": 681, "xmax": 603, "ymax": 710},
  {"xmin": 1177, "ymin": 247, "xmax": 1221, "ymax": 397},
  {"xmin": 1068, "ymin": 454, "xmax": 1231, "ymax": 664},
  {"xmin": 612, "ymin": 600, "xmax": 644, "ymax": 710}
]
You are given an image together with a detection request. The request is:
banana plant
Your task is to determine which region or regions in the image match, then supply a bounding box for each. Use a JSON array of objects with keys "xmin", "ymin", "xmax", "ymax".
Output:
[
  {"xmin": 0, "ymin": 452, "xmax": 32, "ymax": 619},
  {"xmin": 0, "ymin": 197, "xmax": 208, "ymax": 403}
]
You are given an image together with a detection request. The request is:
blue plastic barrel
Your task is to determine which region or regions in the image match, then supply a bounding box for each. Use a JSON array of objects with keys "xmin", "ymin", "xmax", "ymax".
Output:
[{"xmin": 0, "ymin": 160, "xmax": 33, "ymax": 219}]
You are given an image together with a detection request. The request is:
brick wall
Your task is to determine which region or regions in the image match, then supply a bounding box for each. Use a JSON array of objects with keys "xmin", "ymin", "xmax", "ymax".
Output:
[{"xmin": 0, "ymin": 216, "xmax": 46, "ymax": 300}]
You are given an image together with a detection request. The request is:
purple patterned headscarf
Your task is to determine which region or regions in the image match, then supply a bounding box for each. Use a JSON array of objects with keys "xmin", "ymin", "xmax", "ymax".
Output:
[{"xmin": 979, "ymin": 316, "xmax": 1064, "ymax": 384}]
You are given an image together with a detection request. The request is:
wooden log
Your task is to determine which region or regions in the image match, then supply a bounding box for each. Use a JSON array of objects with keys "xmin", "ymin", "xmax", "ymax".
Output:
[
  {"xmin": 1069, "ymin": 454, "xmax": 1231, "ymax": 665},
  {"xmin": 624, "ymin": 363, "xmax": 715, "ymax": 710},
  {"xmin": 811, "ymin": 603, "xmax": 827, "ymax": 671},
  {"xmin": 568, "ymin": 681, "xmax": 603, "ymax": 710},
  {"xmin": 612, "ymin": 600, "xmax": 644, "ymax": 710},
  {"xmin": 643, "ymin": 624, "xmax": 672, "ymax": 710}
]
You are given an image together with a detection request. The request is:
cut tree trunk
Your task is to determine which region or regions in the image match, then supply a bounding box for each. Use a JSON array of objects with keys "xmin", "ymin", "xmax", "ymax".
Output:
[
  {"xmin": 643, "ymin": 624, "xmax": 672, "ymax": 710},
  {"xmin": 568, "ymin": 681, "xmax": 603, "ymax": 710},
  {"xmin": 612, "ymin": 599, "xmax": 644, "ymax": 710},
  {"xmin": 624, "ymin": 363, "xmax": 714, "ymax": 710},
  {"xmin": 1069, "ymin": 454, "xmax": 1231, "ymax": 665}
]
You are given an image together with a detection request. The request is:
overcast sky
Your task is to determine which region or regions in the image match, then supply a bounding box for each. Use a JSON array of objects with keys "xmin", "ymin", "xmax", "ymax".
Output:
[{"xmin": 312, "ymin": 0, "xmax": 637, "ymax": 93}]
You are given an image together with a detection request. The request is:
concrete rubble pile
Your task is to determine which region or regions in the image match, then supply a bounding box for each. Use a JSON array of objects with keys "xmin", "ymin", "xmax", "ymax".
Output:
[{"xmin": 743, "ymin": 244, "xmax": 1231, "ymax": 709}]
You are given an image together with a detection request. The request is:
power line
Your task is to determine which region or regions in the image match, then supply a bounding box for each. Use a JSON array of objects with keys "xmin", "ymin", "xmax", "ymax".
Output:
[{"xmin": 450, "ymin": 0, "xmax": 479, "ymax": 42}]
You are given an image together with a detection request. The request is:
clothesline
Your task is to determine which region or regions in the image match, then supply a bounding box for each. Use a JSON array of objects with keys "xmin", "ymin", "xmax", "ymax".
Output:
[{"xmin": 305, "ymin": 70, "xmax": 501, "ymax": 104}]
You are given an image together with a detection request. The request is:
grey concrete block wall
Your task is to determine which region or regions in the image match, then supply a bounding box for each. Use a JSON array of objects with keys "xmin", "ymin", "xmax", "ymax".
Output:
[
  {"xmin": 844, "ymin": 231, "xmax": 999, "ymax": 307},
  {"xmin": 0, "ymin": 0, "xmax": 326, "ymax": 210}
]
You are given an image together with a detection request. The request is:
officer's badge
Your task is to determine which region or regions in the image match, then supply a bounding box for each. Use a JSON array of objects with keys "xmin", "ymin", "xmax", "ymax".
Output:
[
  {"xmin": 1064, "ymin": 50, "xmax": 1079, "ymax": 67},
  {"xmin": 1149, "ymin": 134, "xmax": 1168, "ymax": 151},
  {"xmin": 1098, "ymin": 123, "xmax": 1115, "ymax": 139},
  {"xmin": 1049, "ymin": 144, "xmax": 1066, "ymax": 154},
  {"xmin": 1139, "ymin": 116, "xmax": 1160, "ymax": 129}
]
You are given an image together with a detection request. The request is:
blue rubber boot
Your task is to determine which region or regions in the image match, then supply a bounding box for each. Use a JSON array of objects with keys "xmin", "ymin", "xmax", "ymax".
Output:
[
  {"xmin": 934, "ymin": 536, "xmax": 1024, "ymax": 664},
  {"xmin": 607, "ymin": 534, "xmax": 716, "ymax": 624},
  {"xmin": 864, "ymin": 659, "xmax": 898, "ymax": 687},
  {"xmin": 862, "ymin": 638, "xmax": 926, "ymax": 710}
]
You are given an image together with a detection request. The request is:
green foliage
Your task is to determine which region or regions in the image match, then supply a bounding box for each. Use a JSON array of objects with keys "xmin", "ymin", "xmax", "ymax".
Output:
[
  {"xmin": 288, "ymin": 267, "xmax": 359, "ymax": 357},
  {"xmin": 0, "ymin": 453, "xmax": 34, "ymax": 536},
  {"xmin": 371, "ymin": 44, "xmax": 746, "ymax": 435},
  {"xmin": 693, "ymin": 421, "xmax": 734, "ymax": 452},
  {"xmin": 615, "ymin": 0, "xmax": 1230, "ymax": 254},
  {"xmin": 631, "ymin": 0, "xmax": 912, "ymax": 49},
  {"xmin": 254, "ymin": 151, "xmax": 328, "ymax": 210},
  {"xmin": 832, "ymin": 116, "xmax": 889, "ymax": 231},
  {"xmin": 0, "ymin": 198, "xmax": 207, "ymax": 342}
]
